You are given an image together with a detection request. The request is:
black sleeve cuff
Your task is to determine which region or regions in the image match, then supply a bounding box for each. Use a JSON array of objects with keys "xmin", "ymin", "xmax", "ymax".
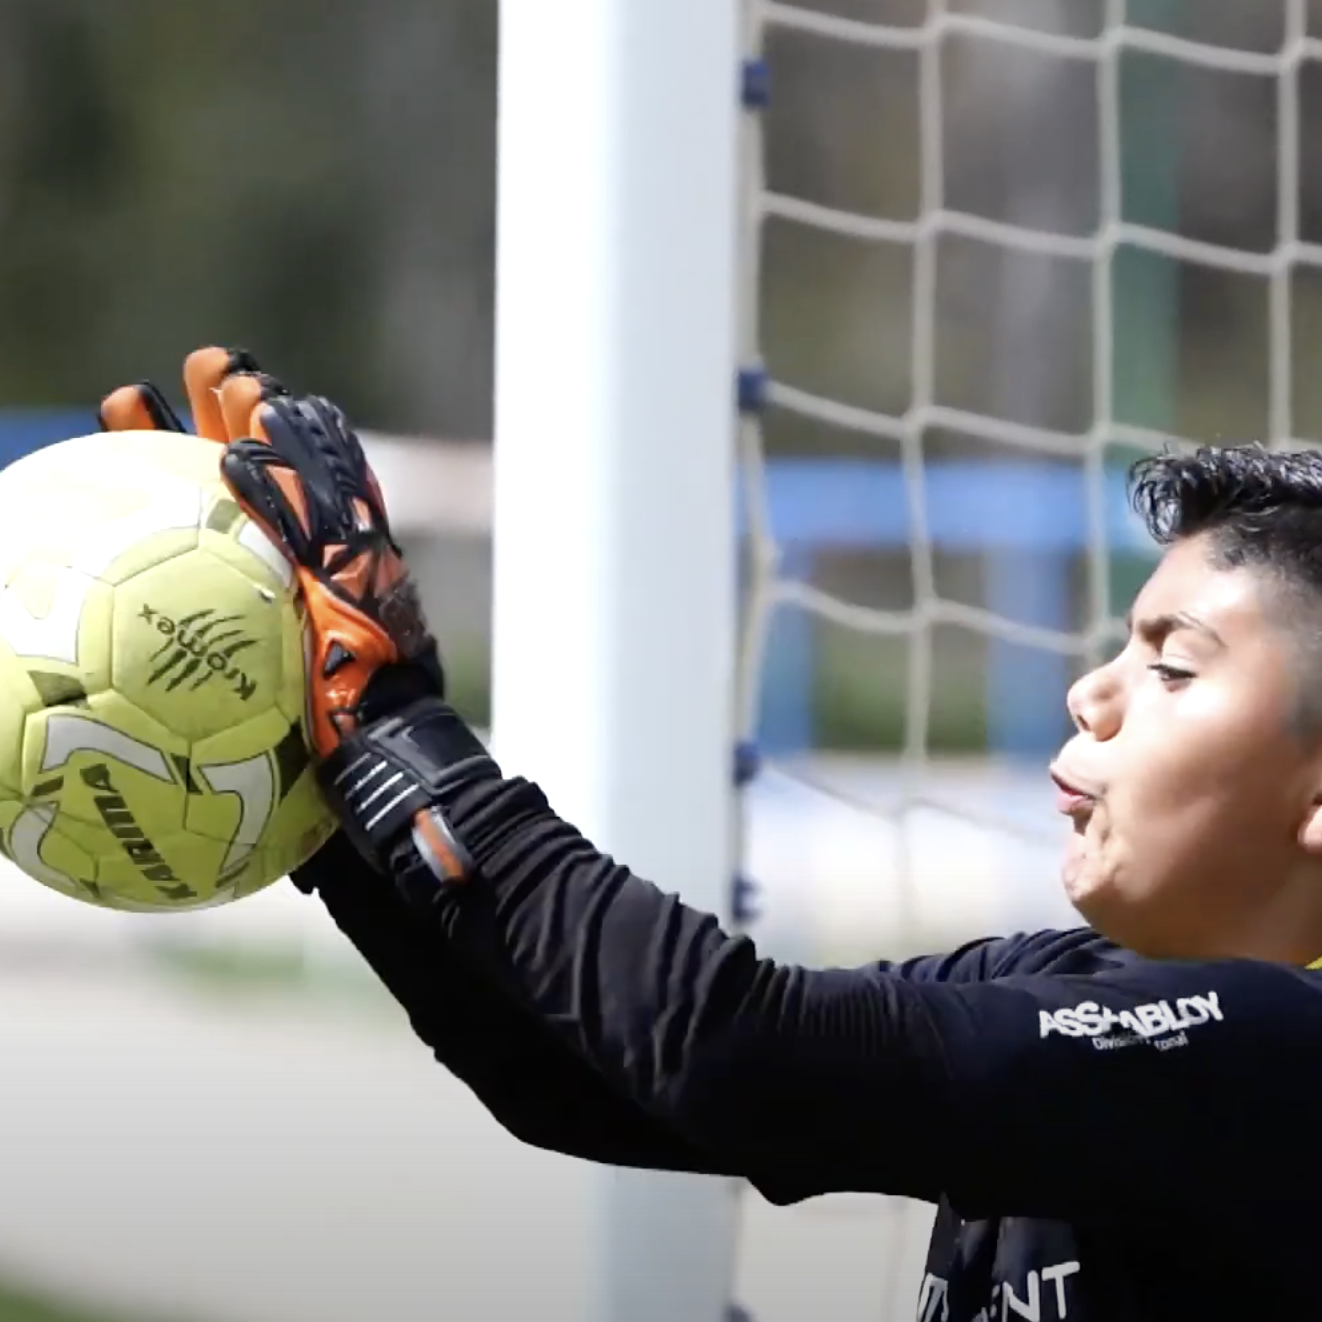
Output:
[{"xmin": 317, "ymin": 698, "xmax": 501, "ymax": 885}]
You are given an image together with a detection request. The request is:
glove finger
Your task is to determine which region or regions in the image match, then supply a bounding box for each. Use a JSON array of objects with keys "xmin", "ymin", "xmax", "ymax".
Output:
[
  {"xmin": 220, "ymin": 438, "xmax": 315, "ymax": 562},
  {"xmin": 218, "ymin": 371, "xmax": 273, "ymax": 447},
  {"xmin": 97, "ymin": 382, "xmax": 185, "ymax": 433},
  {"xmin": 184, "ymin": 346, "xmax": 264, "ymax": 441},
  {"xmin": 316, "ymin": 398, "xmax": 392, "ymax": 531},
  {"xmin": 262, "ymin": 394, "xmax": 395, "ymax": 548},
  {"xmin": 230, "ymin": 389, "xmax": 361, "ymax": 554},
  {"xmin": 221, "ymin": 438, "xmax": 407, "ymax": 698}
]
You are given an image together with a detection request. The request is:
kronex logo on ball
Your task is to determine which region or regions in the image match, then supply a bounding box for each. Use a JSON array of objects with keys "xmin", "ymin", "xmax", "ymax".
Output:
[{"xmin": 139, "ymin": 604, "xmax": 260, "ymax": 701}]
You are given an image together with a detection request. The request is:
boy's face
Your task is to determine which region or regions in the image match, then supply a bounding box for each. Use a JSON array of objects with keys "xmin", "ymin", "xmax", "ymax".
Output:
[{"xmin": 1053, "ymin": 532, "xmax": 1322, "ymax": 960}]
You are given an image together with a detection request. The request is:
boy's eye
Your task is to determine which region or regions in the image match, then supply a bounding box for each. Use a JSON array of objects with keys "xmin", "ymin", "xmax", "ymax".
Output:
[{"xmin": 1148, "ymin": 662, "xmax": 1194, "ymax": 684}]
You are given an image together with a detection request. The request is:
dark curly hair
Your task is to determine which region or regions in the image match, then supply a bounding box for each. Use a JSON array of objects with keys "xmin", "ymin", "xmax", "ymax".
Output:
[{"xmin": 1130, "ymin": 445, "xmax": 1322, "ymax": 578}]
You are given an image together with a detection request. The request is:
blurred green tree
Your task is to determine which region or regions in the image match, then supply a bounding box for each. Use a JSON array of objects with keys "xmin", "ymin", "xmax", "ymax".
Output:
[{"xmin": 0, "ymin": 0, "xmax": 496, "ymax": 437}]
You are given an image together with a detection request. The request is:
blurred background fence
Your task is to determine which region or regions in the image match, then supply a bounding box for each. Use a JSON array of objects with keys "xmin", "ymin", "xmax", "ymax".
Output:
[{"xmin": 0, "ymin": 1, "xmax": 1319, "ymax": 1320}]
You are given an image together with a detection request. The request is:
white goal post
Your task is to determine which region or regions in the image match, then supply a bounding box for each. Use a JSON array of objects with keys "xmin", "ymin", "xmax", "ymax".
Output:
[
  {"xmin": 491, "ymin": 2, "xmax": 1322, "ymax": 1320},
  {"xmin": 492, "ymin": 3, "xmax": 746, "ymax": 1322}
]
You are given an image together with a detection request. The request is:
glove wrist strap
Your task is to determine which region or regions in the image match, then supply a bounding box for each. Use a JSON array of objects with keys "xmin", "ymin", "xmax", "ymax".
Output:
[{"xmin": 317, "ymin": 698, "xmax": 497, "ymax": 882}]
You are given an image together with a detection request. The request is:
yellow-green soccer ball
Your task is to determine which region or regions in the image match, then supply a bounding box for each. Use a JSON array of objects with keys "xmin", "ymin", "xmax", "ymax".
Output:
[{"xmin": 0, "ymin": 430, "xmax": 337, "ymax": 911}]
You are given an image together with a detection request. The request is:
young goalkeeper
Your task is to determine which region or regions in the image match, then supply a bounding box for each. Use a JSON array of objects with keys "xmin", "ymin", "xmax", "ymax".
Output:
[{"xmin": 103, "ymin": 349, "xmax": 1322, "ymax": 1321}]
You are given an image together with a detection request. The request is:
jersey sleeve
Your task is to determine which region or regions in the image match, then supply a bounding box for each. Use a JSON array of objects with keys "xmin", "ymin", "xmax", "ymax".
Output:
[
  {"xmin": 291, "ymin": 834, "xmax": 744, "ymax": 1183},
  {"xmin": 888, "ymin": 926, "xmax": 1110, "ymax": 983},
  {"xmin": 425, "ymin": 772, "xmax": 1322, "ymax": 1217}
]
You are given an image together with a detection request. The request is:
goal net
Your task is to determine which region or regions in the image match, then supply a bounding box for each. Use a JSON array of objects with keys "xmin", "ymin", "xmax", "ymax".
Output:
[{"xmin": 730, "ymin": 1, "xmax": 1319, "ymax": 1318}]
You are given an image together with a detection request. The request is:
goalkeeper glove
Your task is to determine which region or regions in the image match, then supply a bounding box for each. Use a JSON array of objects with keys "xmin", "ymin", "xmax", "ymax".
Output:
[
  {"xmin": 100, "ymin": 347, "xmax": 440, "ymax": 750},
  {"xmin": 98, "ymin": 345, "xmax": 265, "ymax": 441},
  {"xmin": 217, "ymin": 375, "xmax": 495, "ymax": 885},
  {"xmin": 104, "ymin": 349, "xmax": 486, "ymax": 882},
  {"xmin": 215, "ymin": 375, "xmax": 449, "ymax": 745}
]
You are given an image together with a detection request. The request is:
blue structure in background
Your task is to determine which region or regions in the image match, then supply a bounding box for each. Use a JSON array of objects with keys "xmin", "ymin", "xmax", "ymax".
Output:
[
  {"xmin": 0, "ymin": 410, "xmax": 102, "ymax": 465},
  {"xmin": 0, "ymin": 410, "xmax": 1158, "ymax": 763},
  {"xmin": 740, "ymin": 458, "xmax": 1158, "ymax": 757}
]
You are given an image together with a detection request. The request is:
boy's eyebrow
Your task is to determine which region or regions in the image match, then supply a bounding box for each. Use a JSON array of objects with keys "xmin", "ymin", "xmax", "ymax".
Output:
[{"xmin": 1125, "ymin": 609, "xmax": 1227, "ymax": 649}]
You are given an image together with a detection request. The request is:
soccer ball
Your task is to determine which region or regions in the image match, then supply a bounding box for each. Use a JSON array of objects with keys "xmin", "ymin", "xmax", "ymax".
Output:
[{"xmin": 0, "ymin": 429, "xmax": 337, "ymax": 912}]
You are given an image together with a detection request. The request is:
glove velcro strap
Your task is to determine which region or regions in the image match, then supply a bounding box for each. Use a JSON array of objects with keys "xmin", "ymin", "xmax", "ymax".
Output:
[{"xmin": 317, "ymin": 699, "xmax": 498, "ymax": 876}]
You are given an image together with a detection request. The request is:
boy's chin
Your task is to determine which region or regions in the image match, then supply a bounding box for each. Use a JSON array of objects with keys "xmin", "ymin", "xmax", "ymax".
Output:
[
  {"xmin": 1058, "ymin": 840, "xmax": 1131, "ymax": 941},
  {"xmin": 1059, "ymin": 831, "xmax": 1100, "ymax": 908},
  {"xmin": 1063, "ymin": 873, "xmax": 1187, "ymax": 958}
]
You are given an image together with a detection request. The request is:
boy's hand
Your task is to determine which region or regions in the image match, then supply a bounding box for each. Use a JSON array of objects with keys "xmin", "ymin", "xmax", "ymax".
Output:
[
  {"xmin": 97, "ymin": 345, "xmax": 265, "ymax": 441},
  {"xmin": 216, "ymin": 373, "xmax": 443, "ymax": 759}
]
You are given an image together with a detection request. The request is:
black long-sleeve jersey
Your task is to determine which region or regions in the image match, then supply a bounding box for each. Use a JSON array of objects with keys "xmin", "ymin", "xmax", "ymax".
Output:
[{"xmin": 297, "ymin": 774, "xmax": 1322, "ymax": 1322}]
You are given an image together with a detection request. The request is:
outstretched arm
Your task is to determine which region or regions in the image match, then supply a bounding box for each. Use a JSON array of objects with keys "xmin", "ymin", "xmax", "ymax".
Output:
[
  {"xmin": 324, "ymin": 703, "xmax": 1322, "ymax": 1221},
  {"xmin": 294, "ymin": 833, "xmax": 747, "ymax": 1183},
  {"xmin": 191, "ymin": 365, "xmax": 1002, "ymax": 1205}
]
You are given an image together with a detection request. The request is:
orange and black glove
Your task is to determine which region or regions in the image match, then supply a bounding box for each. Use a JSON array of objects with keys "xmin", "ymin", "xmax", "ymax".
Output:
[
  {"xmin": 102, "ymin": 348, "xmax": 489, "ymax": 883},
  {"xmin": 214, "ymin": 372, "xmax": 445, "ymax": 756},
  {"xmin": 98, "ymin": 345, "xmax": 264, "ymax": 440},
  {"xmin": 99, "ymin": 346, "xmax": 444, "ymax": 753},
  {"xmin": 217, "ymin": 373, "xmax": 492, "ymax": 885}
]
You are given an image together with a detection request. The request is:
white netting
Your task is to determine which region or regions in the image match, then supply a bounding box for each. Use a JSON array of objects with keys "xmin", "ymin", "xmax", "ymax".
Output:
[{"xmin": 730, "ymin": 3, "xmax": 1322, "ymax": 1319}]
